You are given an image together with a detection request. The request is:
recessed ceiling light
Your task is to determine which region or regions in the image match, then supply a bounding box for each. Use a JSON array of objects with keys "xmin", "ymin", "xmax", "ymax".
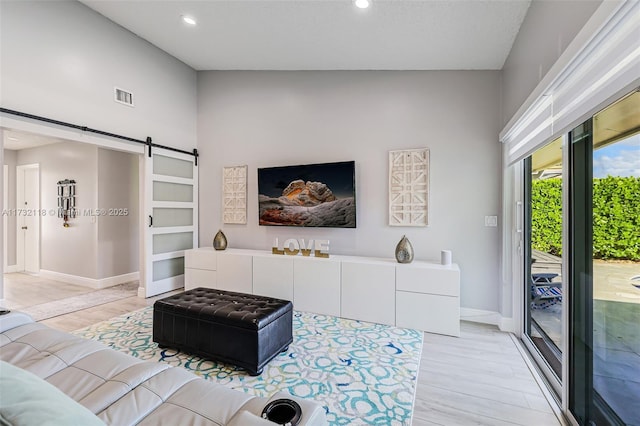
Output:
[
  {"xmin": 182, "ymin": 15, "xmax": 197, "ymax": 26},
  {"xmin": 355, "ymin": 0, "xmax": 370, "ymax": 9}
]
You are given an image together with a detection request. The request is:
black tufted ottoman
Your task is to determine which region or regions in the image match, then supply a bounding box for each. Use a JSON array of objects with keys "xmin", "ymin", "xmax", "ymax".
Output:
[{"xmin": 153, "ymin": 288, "xmax": 293, "ymax": 375}]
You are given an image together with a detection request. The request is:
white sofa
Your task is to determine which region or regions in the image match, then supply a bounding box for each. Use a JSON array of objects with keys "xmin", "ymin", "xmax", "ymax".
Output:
[{"xmin": 0, "ymin": 312, "xmax": 327, "ymax": 426}]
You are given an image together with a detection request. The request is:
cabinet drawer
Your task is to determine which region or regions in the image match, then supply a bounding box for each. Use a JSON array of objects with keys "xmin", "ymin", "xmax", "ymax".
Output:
[
  {"xmin": 396, "ymin": 265, "xmax": 459, "ymax": 296},
  {"xmin": 396, "ymin": 291, "xmax": 460, "ymax": 337},
  {"xmin": 253, "ymin": 256, "xmax": 294, "ymax": 301},
  {"xmin": 341, "ymin": 261, "xmax": 395, "ymax": 326},
  {"xmin": 185, "ymin": 268, "xmax": 217, "ymax": 291},
  {"xmin": 185, "ymin": 248, "xmax": 217, "ymax": 270},
  {"xmin": 293, "ymin": 257, "xmax": 341, "ymax": 317},
  {"xmin": 217, "ymin": 252, "xmax": 253, "ymax": 294}
]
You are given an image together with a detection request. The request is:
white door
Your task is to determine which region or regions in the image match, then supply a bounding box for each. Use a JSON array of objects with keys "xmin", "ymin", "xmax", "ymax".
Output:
[
  {"xmin": 143, "ymin": 147, "xmax": 198, "ymax": 297},
  {"xmin": 16, "ymin": 164, "xmax": 40, "ymax": 274}
]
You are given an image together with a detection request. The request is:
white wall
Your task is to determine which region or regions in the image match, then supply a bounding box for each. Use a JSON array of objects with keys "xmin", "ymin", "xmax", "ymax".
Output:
[
  {"xmin": 17, "ymin": 142, "xmax": 99, "ymax": 279},
  {"xmin": 97, "ymin": 148, "xmax": 139, "ymax": 279},
  {"xmin": 198, "ymin": 71, "xmax": 502, "ymax": 313},
  {"xmin": 501, "ymin": 0, "xmax": 602, "ymax": 125},
  {"xmin": 0, "ymin": 0, "xmax": 197, "ymax": 151}
]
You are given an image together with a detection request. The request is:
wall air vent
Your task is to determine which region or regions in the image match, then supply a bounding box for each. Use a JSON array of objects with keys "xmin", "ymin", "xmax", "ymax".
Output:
[{"xmin": 114, "ymin": 87, "xmax": 134, "ymax": 107}]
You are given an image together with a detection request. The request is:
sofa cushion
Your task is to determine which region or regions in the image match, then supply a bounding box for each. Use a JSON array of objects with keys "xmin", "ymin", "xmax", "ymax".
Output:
[
  {"xmin": 0, "ymin": 361, "xmax": 105, "ymax": 426},
  {"xmin": 0, "ymin": 312, "xmax": 33, "ymax": 334},
  {"xmin": 1, "ymin": 313, "xmax": 328, "ymax": 426}
]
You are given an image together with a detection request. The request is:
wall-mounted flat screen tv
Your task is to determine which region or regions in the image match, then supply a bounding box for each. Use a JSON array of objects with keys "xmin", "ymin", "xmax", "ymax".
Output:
[{"xmin": 258, "ymin": 161, "xmax": 356, "ymax": 228}]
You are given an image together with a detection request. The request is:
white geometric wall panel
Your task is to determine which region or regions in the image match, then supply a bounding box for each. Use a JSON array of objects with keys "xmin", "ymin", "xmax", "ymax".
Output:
[
  {"xmin": 389, "ymin": 148, "xmax": 429, "ymax": 226},
  {"xmin": 222, "ymin": 165, "xmax": 247, "ymax": 224}
]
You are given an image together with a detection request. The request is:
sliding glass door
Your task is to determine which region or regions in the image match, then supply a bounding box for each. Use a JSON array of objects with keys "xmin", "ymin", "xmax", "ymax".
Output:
[
  {"xmin": 521, "ymin": 89, "xmax": 639, "ymax": 424},
  {"xmin": 524, "ymin": 137, "xmax": 564, "ymax": 392},
  {"xmin": 569, "ymin": 91, "xmax": 640, "ymax": 425}
]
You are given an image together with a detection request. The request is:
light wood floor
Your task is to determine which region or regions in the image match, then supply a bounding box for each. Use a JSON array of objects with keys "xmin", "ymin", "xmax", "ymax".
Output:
[
  {"xmin": 2, "ymin": 273, "xmax": 175, "ymax": 331},
  {"xmin": 2, "ymin": 274, "xmax": 562, "ymax": 426},
  {"xmin": 413, "ymin": 324, "xmax": 561, "ymax": 425}
]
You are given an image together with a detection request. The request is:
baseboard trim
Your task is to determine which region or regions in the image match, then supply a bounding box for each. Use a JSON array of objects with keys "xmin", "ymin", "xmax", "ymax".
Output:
[
  {"xmin": 98, "ymin": 272, "xmax": 140, "ymax": 289},
  {"xmin": 460, "ymin": 307, "xmax": 501, "ymax": 325},
  {"xmin": 39, "ymin": 270, "xmax": 97, "ymax": 288},
  {"xmin": 4, "ymin": 265, "xmax": 19, "ymax": 273},
  {"xmin": 499, "ymin": 317, "xmax": 516, "ymax": 333},
  {"xmin": 39, "ymin": 270, "xmax": 139, "ymax": 290},
  {"xmin": 460, "ymin": 307, "xmax": 515, "ymax": 333},
  {"xmin": 137, "ymin": 287, "xmax": 146, "ymax": 298}
]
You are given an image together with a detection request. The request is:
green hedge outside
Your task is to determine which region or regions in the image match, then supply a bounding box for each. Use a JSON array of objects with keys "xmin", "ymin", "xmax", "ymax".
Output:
[{"xmin": 531, "ymin": 176, "xmax": 640, "ymax": 261}]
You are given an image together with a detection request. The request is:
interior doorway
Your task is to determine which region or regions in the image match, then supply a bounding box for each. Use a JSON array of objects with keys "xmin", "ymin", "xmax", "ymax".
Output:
[
  {"xmin": 16, "ymin": 164, "xmax": 39, "ymax": 274},
  {"xmin": 1, "ymin": 116, "xmax": 197, "ymax": 301},
  {"xmin": 2, "ymin": 128, "xmax": 141, "ymax": 290}
]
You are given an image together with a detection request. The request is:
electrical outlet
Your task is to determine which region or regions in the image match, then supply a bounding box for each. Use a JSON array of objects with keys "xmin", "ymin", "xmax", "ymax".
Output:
[{"xmin": 485, "ymin": 215, "xmax": 498, "ymax": 227}]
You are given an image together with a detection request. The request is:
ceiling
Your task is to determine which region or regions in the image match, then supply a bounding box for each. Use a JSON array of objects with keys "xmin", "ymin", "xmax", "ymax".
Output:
[
  {"xmin": 80, "ymin": 0, "xmax": 531, "ymax": 71},
  {"xmin": 3, "ymin": 129, "xmax": 64, "ymax": 151}
]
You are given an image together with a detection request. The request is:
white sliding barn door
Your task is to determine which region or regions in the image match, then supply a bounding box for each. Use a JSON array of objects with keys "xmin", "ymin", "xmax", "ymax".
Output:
[{"xmin": 143, "ymin": 147, "xmax": 198, "ymax": 297}]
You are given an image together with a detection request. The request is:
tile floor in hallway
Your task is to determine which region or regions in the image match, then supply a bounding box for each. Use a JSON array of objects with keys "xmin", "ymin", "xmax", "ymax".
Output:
[{"xmin": 2, "ymin": 273, "xmax": 561, "ymax": 425}]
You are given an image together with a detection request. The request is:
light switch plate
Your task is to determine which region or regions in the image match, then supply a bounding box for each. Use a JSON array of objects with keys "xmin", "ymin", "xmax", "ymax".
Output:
[{"xmin": 485, "ymin": 215, "xmax": 498, "ymax": 227}]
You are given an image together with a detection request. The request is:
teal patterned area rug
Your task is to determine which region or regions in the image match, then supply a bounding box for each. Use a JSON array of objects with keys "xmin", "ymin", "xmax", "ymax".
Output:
[{"xmin": 73, "ymin": 307, "xmax": 423, "ymax": 425}]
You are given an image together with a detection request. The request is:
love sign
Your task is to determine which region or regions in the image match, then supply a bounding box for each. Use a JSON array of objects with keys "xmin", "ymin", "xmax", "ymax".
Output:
[{"xmin": 272, "ymin": 238, "xmax": 330, "ymax": 258}]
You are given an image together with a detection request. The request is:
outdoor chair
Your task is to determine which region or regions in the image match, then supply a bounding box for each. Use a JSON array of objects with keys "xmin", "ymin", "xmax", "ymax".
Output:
[{"xmin": 531, "ymin": 273, "xmax": 563, "ymax": 309}]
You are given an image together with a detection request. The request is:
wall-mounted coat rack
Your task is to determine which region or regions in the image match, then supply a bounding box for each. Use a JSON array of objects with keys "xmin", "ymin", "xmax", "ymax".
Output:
[{"xmin": 57, "ymin": 179, "xmax": 76, "ymax": 227}]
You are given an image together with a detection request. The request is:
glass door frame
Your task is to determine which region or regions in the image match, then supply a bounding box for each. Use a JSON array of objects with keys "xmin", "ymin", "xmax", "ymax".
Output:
[
  {"xmin": 568, "ymin": 116, "xmax": 631, "ymax": 426},
  {"xmin": 520, "ymin": 147, "xmax": 567, "ymax": 400},
  {"xmin": 520, "ymin": 117, "xmax": 634, "ymax": 425},
  {"xmin": 567, "ymin": 119, "xmax": 593, "ymax": 424}
]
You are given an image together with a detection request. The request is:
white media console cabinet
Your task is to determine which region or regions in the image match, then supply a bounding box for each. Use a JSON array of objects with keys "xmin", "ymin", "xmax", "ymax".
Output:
[{"xmin": 185, "ymin": 248, "xmax": 460, "ymax": 337}]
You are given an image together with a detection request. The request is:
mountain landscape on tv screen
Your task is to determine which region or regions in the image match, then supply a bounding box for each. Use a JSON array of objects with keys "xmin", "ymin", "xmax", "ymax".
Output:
[{"xmin": 259, "ymin": 179, "xmax": 355, "ymax": 227}]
